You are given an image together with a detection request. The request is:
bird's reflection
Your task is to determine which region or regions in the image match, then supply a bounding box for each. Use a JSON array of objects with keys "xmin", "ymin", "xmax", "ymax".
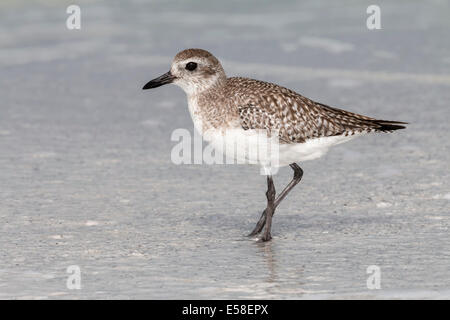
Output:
[
  {"xmin": 256, "ymin": 240, "xmax": 277, "ymax": 283},
  {"xmin": 254, "ymin": 238, "xmax": 306, "ymax": 297}
]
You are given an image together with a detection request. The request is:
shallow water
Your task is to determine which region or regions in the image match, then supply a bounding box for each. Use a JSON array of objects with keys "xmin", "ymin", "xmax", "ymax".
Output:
[{"xmin": 0, "ymin": 0, "xmax": 449, "ymax": 299}]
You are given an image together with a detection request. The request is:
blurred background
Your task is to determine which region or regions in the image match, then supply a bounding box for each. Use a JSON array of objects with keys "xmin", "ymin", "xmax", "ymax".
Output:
[{"xmin": 0, "ymin": 0, "xmax": 449, "ymax": 299}]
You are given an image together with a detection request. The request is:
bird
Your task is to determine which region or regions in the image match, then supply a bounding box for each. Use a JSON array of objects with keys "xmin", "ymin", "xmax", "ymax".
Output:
[{"xmin": 142, "ymin": 48, "xmax": 407, "ymax": 242}]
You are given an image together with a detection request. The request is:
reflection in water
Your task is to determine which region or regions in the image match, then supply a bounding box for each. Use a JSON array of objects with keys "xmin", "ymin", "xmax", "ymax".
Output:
[
  {"xmin": 255, "ymin": 240, "xmax": 306, "ymax": 297},
  {"xmin": 256, "ymin": 240, "xmax": 277, "ymax": 283}
]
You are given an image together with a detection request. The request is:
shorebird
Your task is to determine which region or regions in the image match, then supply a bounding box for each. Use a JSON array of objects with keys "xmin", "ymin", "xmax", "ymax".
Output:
[{"xmin": 143, "ymin": 48, "xmax": 406, "ymax": 242}]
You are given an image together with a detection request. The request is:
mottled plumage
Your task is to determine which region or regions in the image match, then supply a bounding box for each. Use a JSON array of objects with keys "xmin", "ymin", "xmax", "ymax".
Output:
[{"xmin": 199, "ymin": 76, "xmax": 406, "ymax": 144}]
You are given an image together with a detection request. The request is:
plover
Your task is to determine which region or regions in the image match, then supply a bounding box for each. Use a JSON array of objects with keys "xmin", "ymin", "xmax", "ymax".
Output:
[{"xmin": 143, "ymin": 48, "xmax": 406, "ymax": 242}]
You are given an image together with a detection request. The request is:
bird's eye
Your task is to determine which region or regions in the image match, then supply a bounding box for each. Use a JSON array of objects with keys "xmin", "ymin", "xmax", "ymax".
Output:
[{"xmin": 185, "ymin": 62, "xmax": 197, "ymax": 71}]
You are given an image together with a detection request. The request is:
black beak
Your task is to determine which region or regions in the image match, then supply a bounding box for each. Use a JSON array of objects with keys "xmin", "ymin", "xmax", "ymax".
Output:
[{"xmin": 142, "ymin": 71, "xmax": 175, "ymax": 90}]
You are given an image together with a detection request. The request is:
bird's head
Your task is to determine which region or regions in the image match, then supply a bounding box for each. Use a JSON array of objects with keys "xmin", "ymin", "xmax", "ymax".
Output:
[{"xmin": 143, "ymin": 48, "xmax": 226, "ymax": 95}]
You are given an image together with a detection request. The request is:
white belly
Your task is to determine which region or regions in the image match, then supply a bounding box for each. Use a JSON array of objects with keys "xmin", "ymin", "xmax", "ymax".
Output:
[{"xmin": 205, "ymin": 128, "xmax": 358, "ymax": 168}]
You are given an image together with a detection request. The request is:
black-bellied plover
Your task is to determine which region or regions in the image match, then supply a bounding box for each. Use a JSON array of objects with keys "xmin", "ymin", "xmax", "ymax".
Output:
[{"xmin": 143, "ymin": 48, "xmax": 407, "ymax": 242}]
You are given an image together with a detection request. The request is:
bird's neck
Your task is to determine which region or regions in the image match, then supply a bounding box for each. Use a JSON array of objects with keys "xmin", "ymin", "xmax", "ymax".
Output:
[{"xmin": 188, "ymin": 78, "xmax": 239, "ymax": 132}]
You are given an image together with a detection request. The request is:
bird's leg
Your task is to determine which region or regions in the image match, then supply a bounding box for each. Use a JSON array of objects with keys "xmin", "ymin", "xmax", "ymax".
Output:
[
  {"xmin": 248, "ymin": 163, "xmax": 304, "ymax": 236},
  {"xmin": 248, "ymin": 209, "xmax": 268, "ymax": 237},
  {"xmin": 273, "ymin": 163, "xmax": 303, "ymax": 208},
  {"xmin": 260, "ymin": 175, "xmax": 276, "ymax": 242}
]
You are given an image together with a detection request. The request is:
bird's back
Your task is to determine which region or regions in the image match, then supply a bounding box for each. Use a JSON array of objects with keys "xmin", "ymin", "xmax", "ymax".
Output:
[{"xmin": 225, "ymin": 77, "xmax": 406, "ymax": 144}]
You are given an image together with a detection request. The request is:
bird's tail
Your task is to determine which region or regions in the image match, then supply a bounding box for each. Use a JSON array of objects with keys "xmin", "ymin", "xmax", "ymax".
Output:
[{"xmin": 372, "ymin": 120, "xmax": 408, "ymax": 132}]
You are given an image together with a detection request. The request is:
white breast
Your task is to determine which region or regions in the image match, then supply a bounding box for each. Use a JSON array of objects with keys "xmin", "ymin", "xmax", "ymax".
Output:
[
  {"xmin": 187, "ymin": 97, "xmax": 206, "ymax": 136},
  {"xmin": 188, "ymin": 97, "xmax": 276, "ymax": 166}
]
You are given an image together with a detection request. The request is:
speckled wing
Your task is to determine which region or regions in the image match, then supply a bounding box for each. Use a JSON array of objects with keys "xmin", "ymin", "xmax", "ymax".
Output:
[{"xmin": 235, "ymin": 78, "xmax": 406, "ymax": 144}]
